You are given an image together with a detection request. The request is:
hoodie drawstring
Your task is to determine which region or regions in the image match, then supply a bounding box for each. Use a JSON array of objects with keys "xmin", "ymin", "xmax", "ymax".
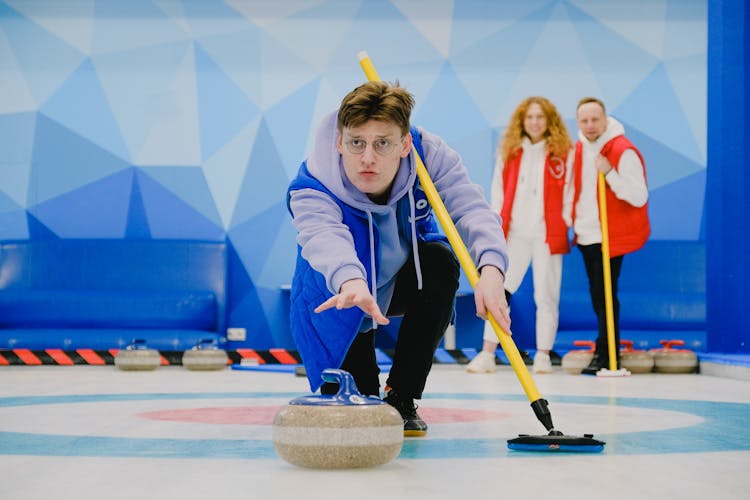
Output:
[
  {"xmin": 408, "ymin": 190, "xmax": 423, "ymax": 290},
  {"xmin": 365, "ymin": 191, "xmax": 424, "ymax": 331},
  {"xmin": 366, "ymin": 210, "xmax": 377, "ymax": 331}
]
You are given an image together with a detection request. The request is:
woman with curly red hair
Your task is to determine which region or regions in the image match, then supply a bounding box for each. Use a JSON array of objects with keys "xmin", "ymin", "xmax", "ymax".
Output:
[{"xmin": 467, "ymin": 97, "xmax": 572, "ymax": 374}]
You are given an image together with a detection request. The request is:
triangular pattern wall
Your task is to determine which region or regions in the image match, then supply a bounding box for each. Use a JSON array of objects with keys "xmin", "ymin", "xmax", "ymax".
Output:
[{"xmin": 0, "ymin": 0, "xmax": 707, "ymax": 348}]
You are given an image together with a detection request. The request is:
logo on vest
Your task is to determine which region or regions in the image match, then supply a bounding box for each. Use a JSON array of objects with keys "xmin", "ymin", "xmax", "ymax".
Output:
[
  {"xmin": 412, "ymin": 186, "xmax": 432, "ymax": 221},
  {"xmin": 548, "ymin": 156, "xmax": 565, "ymax": 180}
]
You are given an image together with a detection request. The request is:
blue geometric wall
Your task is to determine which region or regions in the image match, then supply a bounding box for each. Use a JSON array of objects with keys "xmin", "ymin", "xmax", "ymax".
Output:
[{"xmin": 0, "ymin": 0, "xmax": 707, "ymax": 348}]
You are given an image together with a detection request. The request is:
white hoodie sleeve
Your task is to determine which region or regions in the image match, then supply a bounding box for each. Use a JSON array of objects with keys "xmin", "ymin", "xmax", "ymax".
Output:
[
  {"xmin": 604, "ymin": 149, "xmax": 648, "ymax": 207},
  {"xmin": 562, "ymin": 148, "xmax": 575, "ymax": 227}
]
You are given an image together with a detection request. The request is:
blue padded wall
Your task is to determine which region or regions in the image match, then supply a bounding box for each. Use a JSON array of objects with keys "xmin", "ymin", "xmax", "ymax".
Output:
[
  {"xmin": 706, "ymin": 0, "xmax": 748, "ymax": 353},
  {"xmin": 0, "ymin": 0, "xmax": 710, "ymax": 349}
]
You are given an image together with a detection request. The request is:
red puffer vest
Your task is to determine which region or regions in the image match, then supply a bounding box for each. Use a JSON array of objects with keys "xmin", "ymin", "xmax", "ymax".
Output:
[
  {"xmin": 500, "ymin": 148, "xmax": 570, "ymax": 254},
  {"xmin": 571, "ymin": 136, "xmax": 650, "ymax": 257}
]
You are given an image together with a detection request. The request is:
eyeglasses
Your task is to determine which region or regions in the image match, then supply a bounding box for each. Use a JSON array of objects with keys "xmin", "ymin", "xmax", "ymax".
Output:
[{"xmin": 343, "ymin": 137, "xmax": 401, "ymax": 155}]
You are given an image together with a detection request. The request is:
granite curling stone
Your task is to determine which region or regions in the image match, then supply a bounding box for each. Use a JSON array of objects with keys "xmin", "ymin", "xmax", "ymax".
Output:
[
  {"xmin": 561, "ymin": 340, "xmax": 596, "ymax": 375},
  {"xmin": 182, "ymin": 338, "xmax": 229, "ymax": 371},
  {"xmin": 115, "ymin": 339, "xmax": 161, "ymax": 371},
  {"xmin": 619, "ymin": 340, "xmax": 654, "ymax": 374},
  {"xmin": 650, "ymin": 339, "xmax": 698, "ymax": 374},
  {"xmin": 272, "ymin": 369, "xmax": 404, "ymax": 469}
]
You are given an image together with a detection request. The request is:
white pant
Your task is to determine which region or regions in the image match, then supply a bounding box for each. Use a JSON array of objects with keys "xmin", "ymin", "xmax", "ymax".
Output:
[{"xmin": 483, "ymin": 232, "xmax": 562, "ymax": 351}]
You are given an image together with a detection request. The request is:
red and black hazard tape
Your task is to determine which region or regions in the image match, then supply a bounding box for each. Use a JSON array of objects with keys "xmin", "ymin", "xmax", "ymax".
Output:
[
  {"xmin": 0, "ymin": 348, "xmax": 303, "ymax": 366},
  {"xmin": 0, "ymin": 347, "xmax": 536, "ymax": 366},
  {"xmin": 0, "ymin": 348, "xmax": 118, "ymax": 366}
]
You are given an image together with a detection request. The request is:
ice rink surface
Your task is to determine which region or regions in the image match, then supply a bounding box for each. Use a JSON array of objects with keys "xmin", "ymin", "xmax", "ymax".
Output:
[{"xmin": 1, "ymin": 364, "xmax": 749, "ymax": 500}]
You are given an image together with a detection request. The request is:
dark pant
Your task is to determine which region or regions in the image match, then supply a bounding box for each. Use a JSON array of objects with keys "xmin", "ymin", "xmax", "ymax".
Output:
[
  {"xmin": 323, "ymin": 241, "xmax": 459, "ymax": 399},
  {"xmin": 578, "ymin": 244, "xmax": 624, "ymax": 363}
]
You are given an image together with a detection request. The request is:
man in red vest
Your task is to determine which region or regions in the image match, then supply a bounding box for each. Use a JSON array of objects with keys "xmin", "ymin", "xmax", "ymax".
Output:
[{"xmin": 570, "ymin": 97, "xmax": 650, "ymax": 375}]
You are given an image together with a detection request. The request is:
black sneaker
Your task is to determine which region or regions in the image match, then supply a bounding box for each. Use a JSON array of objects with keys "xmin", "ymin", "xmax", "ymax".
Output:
[
  {"xmin": 581, "ymin": 355, "xmax": 620, "ymax": 375},
  {"xmin": 383, "ymin": 387, "xmax": 427, "ymax": 437}
]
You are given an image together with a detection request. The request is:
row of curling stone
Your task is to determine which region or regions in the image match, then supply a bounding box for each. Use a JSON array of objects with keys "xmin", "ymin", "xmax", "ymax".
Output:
[
  {"xmin": 561, "ymin": 340, "xmax": 596, "ymax": 374},
  {"xmin": 114, "ymin": 338, "xmax": 229, "ymax": 371},
  {"xmin": 620, "ymin": 339, "xmax": 699, "ymax": 373},
  {"xmin": 561, "ymin": 339, "xmax": 698, "ymax": 374},
  {"xmin": 272, "ymin": 369, "xmax": 403, "ymax": 469},
  {"xmin": 181, "ymin": 338, "xmax": 230, "ymax": 370},
  {"xmin": 650, "ymin": 339, "xmax": 698, "ymax": 374},
  {"xmin": 114, "ymin": 339, "xmax": 161, "ymax": 371},
  {"xmin": 619, "ymin": 340, "xmax": 654, "ymax": 373}
]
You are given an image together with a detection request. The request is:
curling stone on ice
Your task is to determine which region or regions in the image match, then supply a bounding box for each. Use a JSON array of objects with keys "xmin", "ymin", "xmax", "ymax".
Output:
[
  {"xmin": 650, "ymin": 340, "xmax": 698, "ymax": 374},
  {"xmin": 181, "ymin": 338, "xmax": 228, "ymax": 371},
  {"xmin": 619, "ymin": 340, "xmax": 654, "ymax": 374},
  {"xmin": 561, "ymin": 340, "xmax": 596, "ymax": 374},
  {"xmin": 272, "ymin": 369, "xmax": 403, "ymax": 469},
  {"xmin": 115, "ymin": 339, "xmax": 161, "ymax": 371}
]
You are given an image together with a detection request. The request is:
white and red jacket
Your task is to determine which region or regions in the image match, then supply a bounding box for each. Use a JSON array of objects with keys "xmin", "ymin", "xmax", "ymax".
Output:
[
  {"xmin": 570, "ymin": 118, "xmax": 650, "ymax": 257},
  {"xmin": 493, "ymin": 140, "xmax": 570, "ymax": 255}
]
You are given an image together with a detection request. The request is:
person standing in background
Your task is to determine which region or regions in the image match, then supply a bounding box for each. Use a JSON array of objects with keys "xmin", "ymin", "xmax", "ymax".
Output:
[
  {"xmin": 467, "ymin": 96, "xmax": 572, "ymax": 374},
  {"xmin": 570, "ymin": 97, "xmax": 650, "ymax": 375}
]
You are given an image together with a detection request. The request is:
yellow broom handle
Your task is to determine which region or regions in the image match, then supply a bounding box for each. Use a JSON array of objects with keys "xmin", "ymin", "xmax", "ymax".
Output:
[
  {"xmin": 597, "ymin": 172, "xmax": 617, "ymax": 371},
  {"xmin": 357, "ymin": 51, "xmax": 541, "ymax": 402}
]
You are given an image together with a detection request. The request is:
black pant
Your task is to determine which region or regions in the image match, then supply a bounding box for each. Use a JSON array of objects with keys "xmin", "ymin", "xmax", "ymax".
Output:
[
  {"xmin": 578, "ymin": 244, "xmax": 624, "ymax": 363},
  {"xmin": 323, "ymin": 241, "xmax": 459, "ymax": 399}
]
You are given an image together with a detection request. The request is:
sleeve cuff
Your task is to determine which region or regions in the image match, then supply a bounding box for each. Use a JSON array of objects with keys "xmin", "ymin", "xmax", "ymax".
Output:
[
  {"xmin": 330, "ymin": 264, "xmax": 367, "ymax": 294},
  {"xmin": 477, "ymin": 252, "xmax": 508, "ymax": 279}
]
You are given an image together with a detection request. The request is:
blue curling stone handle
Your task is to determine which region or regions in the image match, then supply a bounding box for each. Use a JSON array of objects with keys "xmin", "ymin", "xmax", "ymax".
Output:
[
  {"xmin": 126, "ymin": 339, "xmax": 151, "ymax": 350},
  {"xmin": 289, "ymin": 369, "xmax": 385, "ymax": 406},
  {"xmin": 193, "ymin": 337, "xmax": 220, "ymax": 350}
]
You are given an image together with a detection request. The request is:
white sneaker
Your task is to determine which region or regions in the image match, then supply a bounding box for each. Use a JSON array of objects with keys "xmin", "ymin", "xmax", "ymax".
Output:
[
  {"xmin": 466, "ymin": 351, "xmax": 497, "ymax": 373},
  {"xmin": 533, "ymin": 351, "xmax": 553, "ymax": 374}
]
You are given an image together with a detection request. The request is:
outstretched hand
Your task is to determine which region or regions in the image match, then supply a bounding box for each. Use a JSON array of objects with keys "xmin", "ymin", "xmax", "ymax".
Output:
[
  {"xmin": 473, "ymin": 265, "xmax": 512, "ymax": 336},
  {"xmin": 314, "ymin": 278, "xmax": 390, "ymax": 325}
]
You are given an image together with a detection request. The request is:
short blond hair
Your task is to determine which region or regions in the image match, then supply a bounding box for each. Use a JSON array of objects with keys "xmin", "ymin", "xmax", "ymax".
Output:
[
  {"xmin": 338, "ymin": 81, "xmax": 415, "ymax": 136},
  {"xmin": 576, "ymin": 97, "xmax": 606, "ymax": 114}
]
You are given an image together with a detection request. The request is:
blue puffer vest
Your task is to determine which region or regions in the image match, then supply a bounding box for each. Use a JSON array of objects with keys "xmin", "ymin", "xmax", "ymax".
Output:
[{"xmin": 286, "ymin": 127, "xmax": 447, "ymax": 391}]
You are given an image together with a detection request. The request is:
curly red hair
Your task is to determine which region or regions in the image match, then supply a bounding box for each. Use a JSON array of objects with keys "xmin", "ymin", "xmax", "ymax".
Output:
[{"xmin": 499, "ymin": 97, "xmax": 571, "ymax": 162}]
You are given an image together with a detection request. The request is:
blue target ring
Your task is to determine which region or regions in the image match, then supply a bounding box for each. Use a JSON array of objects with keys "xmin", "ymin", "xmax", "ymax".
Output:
[{"xmin": 0, "ymin": 392, "xmax": 748, "ymax": 458}]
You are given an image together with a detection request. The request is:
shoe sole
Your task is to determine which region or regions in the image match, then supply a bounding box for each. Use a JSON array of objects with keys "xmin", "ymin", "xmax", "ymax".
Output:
[
  {"xmin": 580, "ymin": 368, "xmax": 602, "ymax": 376},
  {"xmin": 404, "ymin": 429, "xmax": 427, "ymax": 437},
  {"xmin": 466, "ymin": 367, "xmax": 496, "ymax": 374}
]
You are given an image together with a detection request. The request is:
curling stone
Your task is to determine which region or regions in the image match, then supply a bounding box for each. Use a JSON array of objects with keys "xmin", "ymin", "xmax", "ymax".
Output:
[
  {"xmin": 650, "ymin": 340, "xmax": 698, "ymax": 374},
  {"xmin": 181, "ymin": 338, "xmax": 228, "ymax": 371},
  {"xmin": 561, "ymin": 340, "xmax": 595, "ymax": 375},
  {"xmin": 115, "ymin": 339, "xmax": 161, "ymax": 371},
  {"xmin": 272, "ymin": 369, "xmax": 403, "ymax": 469},
  {"xmin": 619, "ymin": 340, "xmax": 654, "ymax": 374}
]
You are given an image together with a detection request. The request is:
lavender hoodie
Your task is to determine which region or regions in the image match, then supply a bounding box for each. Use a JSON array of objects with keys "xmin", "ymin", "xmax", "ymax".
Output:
[{"xmin": 289, "ymin": 111, "xmax": 508, "ymax": 318}]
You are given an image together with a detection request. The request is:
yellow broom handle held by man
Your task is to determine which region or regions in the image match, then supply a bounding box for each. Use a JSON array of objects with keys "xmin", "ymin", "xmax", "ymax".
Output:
[
  {"xmin": 597, "ymin": 172, "xmax": 618, "ymax": 371},
  {"xmin": 357, "ymin": 51, "xmax": 541, "ymax": 402}
]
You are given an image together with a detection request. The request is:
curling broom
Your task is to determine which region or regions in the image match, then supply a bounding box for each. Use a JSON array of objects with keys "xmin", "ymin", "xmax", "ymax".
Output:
[
  {"xmin": 358, "ymin": 51, "xmax": 604, "ymax": 452},
  {"xmin": 586, "ymin": 172, "xmax": 630, "ymax": 377}
]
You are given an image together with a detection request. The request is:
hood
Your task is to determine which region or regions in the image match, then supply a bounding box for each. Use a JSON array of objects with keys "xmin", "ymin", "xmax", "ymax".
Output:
[
  {"xmin": 306, "ymin": 110, "xmax": 417, "ymax": 213},
  {"xmin": 578, "ymin": 116, "xmax": 626, "ymax": 151}
]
